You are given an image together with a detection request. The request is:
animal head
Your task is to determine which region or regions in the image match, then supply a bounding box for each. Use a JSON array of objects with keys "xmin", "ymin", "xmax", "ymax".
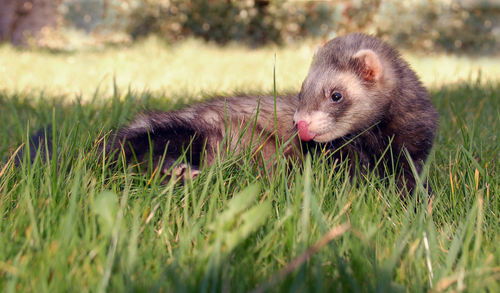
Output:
[{"xmin": 294, "ymin": 34, "xmax": 398, "ymax": 142}]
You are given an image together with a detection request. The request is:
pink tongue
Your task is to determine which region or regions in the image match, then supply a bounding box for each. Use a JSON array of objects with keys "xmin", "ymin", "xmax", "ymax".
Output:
[{"xmin": 297, "ymin": 121, "xmax": 316, "ymax": 141}]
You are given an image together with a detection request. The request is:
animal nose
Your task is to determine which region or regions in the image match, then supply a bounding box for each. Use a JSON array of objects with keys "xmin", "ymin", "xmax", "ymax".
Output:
[{"xmin": 297, "ymin": 120, "xmax": 316, "ymax": 142}]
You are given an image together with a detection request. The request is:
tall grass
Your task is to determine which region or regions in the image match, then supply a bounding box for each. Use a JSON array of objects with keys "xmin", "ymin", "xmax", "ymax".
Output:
[{"xmin": 0, "ymin": 76, "xmax": 498, "ymax": 291}]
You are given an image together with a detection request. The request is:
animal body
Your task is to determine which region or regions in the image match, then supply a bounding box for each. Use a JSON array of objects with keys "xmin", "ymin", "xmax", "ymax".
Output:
[{"xmin": 108, "ymin": 95, "xmax": 302, "ymax": 178}]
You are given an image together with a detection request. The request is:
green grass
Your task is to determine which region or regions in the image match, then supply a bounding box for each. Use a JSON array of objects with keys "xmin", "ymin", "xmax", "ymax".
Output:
[
  {"xmin": 0, "ymin": 41, "xmax": 499, "ymax": 292},
  {"xmin": 1, "ymin": 81, "xmax": 498, "ymax": 292}
]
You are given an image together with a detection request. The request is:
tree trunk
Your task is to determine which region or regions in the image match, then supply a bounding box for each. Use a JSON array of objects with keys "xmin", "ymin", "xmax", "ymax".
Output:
[{"xmin": 0, "ymin": 0, "xmax": 62, "ymax": 46}]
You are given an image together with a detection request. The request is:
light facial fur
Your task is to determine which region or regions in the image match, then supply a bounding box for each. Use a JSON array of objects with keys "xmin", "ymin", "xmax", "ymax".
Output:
[{"xmin": 294, "ymin": 70, "xmax": 385, "ymax": 142}]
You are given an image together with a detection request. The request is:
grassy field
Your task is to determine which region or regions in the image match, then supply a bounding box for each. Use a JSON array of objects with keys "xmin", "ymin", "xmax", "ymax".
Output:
[{"xmin": 0, "ymin": 39, "xmax": 499, "ymax": 292}]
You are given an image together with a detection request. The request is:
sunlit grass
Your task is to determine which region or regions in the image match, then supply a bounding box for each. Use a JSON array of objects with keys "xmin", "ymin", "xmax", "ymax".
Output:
[
  {"xmin": 1, "ymin": 81, "xmax": 499, "ymax": 292},
  {"xmin": 1, "ymin": 37, "xmax": 499, "ymax": 101}
]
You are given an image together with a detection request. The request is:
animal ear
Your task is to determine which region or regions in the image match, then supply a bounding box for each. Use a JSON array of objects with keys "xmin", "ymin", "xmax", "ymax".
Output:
[{"xmin": 353, "ymin": 49, "xmax": 383, "ymax": 82}]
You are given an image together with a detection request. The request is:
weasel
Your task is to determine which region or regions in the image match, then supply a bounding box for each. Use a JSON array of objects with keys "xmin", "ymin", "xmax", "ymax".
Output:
[
  {"xmin": 294, "ymin": 33, "xmax": 438, "ymax": 193},
  {"xmin": 14, "ymin": 33, "xmax": 438, "ymax": 195}
]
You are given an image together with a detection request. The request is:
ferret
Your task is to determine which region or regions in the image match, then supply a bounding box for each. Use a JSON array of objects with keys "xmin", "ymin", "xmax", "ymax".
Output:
[
  {"xmin": 294, "ymin": 33, "xmax": 438, "ymax": 193},
  {"xmin": 14, "ymin": 33, "xmax": 438, "ymax": 196}
]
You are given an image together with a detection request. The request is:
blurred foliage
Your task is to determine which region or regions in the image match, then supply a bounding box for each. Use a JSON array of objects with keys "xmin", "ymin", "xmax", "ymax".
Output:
[
  {"xmin": 60, "ymin": 0, "xmax": 131, "ymax": 33},
  {"xmin": 122, "ymin": 0, "xmax": 500, "ymax": 53},
  {"xmin": 371, "ymin": 0, "xmax": 500, "ymax": 53},
  {"xmin": 11, "ymin": 0, "xmax": 499, "ymax": 54},
  {"xmin": 126, "ymin": 0, "xmax": 337, "ymax": 46}
]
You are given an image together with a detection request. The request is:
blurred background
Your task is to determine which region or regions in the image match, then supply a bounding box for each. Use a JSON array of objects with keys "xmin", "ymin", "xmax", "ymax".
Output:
[
  {"xmin": 2, "ymin": 0, "xmax": 500, "ymax": 53},
  {"xmin": 1, "ymin": 0, "xmax": 499, "ymax": 99}
]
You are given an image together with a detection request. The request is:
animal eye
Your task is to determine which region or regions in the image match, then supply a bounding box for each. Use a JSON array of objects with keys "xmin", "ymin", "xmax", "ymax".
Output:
[
  {"xmin": 298, "ymin": 93, "xmax": 302, "ymax": 101},
  {"xmin": 331, "ymin": 92, "xmax": 343, "ymax": 102}
]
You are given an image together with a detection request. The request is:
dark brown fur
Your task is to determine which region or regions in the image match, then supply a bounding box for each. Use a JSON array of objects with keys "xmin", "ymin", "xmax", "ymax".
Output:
[{"xmin": 110, "ymin": 34, "xmax": 437, "ymax": 193}]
